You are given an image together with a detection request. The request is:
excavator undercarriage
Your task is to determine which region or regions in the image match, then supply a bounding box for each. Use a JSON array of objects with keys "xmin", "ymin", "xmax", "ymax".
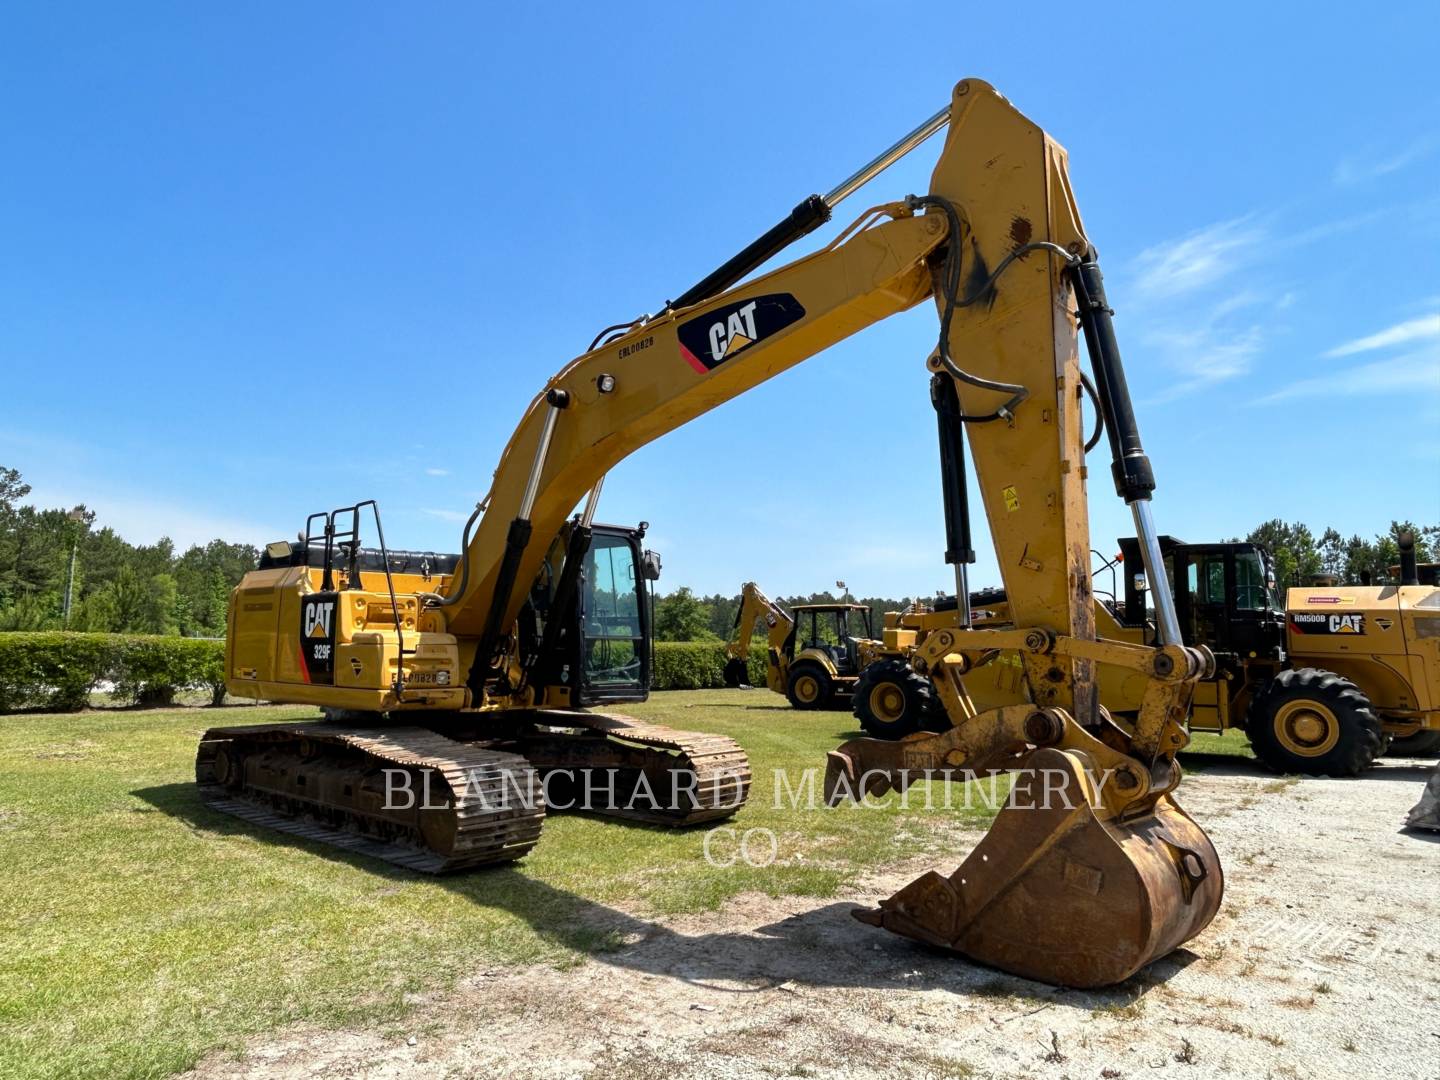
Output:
[{"xmin": 197, "ymin": 710, "xmax": 751, "ymax": 872}]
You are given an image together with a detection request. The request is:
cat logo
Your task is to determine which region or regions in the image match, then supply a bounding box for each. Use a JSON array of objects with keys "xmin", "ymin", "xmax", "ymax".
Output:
[
  {"xmin": 676, "ymin": 293, "xmax": 806, "ymax": 373},
  {"xmin": 708, "ymin": 301, "xmax": 758, "ymax": 362},
  {"xmin": 304, "ymin": 599, "xmax": 335, "ymax": 639},
  {"xmin": 1290, "ymin": 611, "xmax": 1365, "ymax": 635},
  {"xmin": 350, "ymin": 657, "xmax": 364, "ymax": 677}
]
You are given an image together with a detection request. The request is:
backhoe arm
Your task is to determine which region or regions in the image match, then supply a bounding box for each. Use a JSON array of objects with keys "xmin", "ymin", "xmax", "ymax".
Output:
[
  {"xmin": 723, "ymin": 581, "xmax": 795, "ymax": 692},
  {"xmin": 725, "ymin": 582, "xmax": 794, "ymax": 664}
]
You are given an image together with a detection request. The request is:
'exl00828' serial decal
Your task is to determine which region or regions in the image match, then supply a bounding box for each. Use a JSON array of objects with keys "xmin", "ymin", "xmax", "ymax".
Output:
[{"xmin": 676, "ymin": 294, "xmax": 805, "ymax": 373}]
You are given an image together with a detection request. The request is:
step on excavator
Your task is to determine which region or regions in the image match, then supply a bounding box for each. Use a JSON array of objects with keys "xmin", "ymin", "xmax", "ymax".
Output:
[
  {"xmin": 213, "ymin": 78, "xmax": 1223, "ymax": 988},
  {"xmin": 722, "ymin": 582, "xmax": 884, "ymax": 709}
]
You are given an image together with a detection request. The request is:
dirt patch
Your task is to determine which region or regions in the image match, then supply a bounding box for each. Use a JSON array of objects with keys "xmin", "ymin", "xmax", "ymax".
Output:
[{"xmin": 185, "ymin": 758, "xmax": 1440, "ymax": 1080}]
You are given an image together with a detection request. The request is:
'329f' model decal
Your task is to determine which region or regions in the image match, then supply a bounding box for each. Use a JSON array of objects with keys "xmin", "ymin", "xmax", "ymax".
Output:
[{"xmin": 676, "ymin": 293, "xmax": 806, "ymax": 373}]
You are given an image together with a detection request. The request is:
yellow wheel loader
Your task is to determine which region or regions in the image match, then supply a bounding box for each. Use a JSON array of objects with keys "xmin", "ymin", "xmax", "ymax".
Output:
[
  {"xmin": 216, "ymin": 78, "xmax": 1226, "ymax": 987},
  {"xmin": 870, "ymin": 534, "xmax": 1440, "ymax": 775},
  {"xmin": 1093, "ymin": 533, "xmax": 1440, "ymax": 775},
  {"xmin": 722, "ymin": 582, "xmax": 884, "ymax": 709}
]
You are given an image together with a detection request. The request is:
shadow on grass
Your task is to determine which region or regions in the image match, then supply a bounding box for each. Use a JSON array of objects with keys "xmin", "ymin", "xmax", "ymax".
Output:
[{"xmin": 134, "ymin": 780, "xmax": 1202, "ymax": 1007}]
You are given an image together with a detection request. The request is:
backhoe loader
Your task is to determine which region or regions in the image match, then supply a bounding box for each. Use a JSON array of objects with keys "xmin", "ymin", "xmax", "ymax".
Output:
[
  {"xmin": 722, "ymin": 582, "xmax": 884, "ymax": 708},
  {"xmin": 212, "ymin": 78, "xmax": 1223, "ymax": 988}
]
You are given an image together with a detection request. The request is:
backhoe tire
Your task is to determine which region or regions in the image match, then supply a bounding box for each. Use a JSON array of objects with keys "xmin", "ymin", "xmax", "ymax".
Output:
[
  {"xmin": 786, "ymin": 663, "xmax": 834, "ymax": 711},
  {"xmin": 1387, "ymin": 728, "xmax": 1440, "ymax": 756},
  {"xmin": 853, "ymin": 659, "xmax": 933, "ymax": 740},
  {"xmin": 1245, "ymin": 668, "xmax": 1383, "ymax": 776},
  {"xmin": 723, "ymin": 657, "xmax": 751, "ymax": 689}
]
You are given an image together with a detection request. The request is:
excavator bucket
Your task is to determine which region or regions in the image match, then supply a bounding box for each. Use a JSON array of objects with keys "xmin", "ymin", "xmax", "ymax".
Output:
[
  {"xmin": 1407, "ymin": 763, "xmax": 1440, "ymax": 831},
  {"xmin": 845, "ymin": 747, "xmax": 1223, "ymax": 987}
]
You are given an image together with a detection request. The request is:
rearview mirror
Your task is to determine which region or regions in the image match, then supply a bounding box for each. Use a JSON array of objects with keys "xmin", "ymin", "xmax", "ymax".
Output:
[
  {"xmin": 266, "ymin": 540, "xmax": 294, "ymax": 562},
  {"xmin": 641, "ymin": 550, "xmax": 662, "ymax": 581}
]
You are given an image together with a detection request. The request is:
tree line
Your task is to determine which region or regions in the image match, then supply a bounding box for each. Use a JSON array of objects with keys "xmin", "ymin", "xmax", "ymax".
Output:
[
  {"xmin": 2, "ymin": 460, "xmax": 1432, "ymax": 642},
  {"xmin": 1242, "ymin": 519, "xmax": 1437, "ymax": 590},
  {"xmin": 0, "ymin": 466, "xmax": 257, "ymax": 636}
]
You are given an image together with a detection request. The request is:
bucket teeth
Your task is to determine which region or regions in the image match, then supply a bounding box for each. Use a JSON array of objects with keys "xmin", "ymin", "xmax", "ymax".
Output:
[{"xmin": 854, "ymin": 747, "xmax": 1224, "ymax": 988}]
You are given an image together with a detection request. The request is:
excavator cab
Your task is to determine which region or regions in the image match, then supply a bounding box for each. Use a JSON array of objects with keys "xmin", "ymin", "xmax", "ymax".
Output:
[
  {"xmin": 526, "ymin": 522, "xmax": 658, "ymax": 707},
  {"xmin": 574, "ymin": 527, "xmax": 654, "ymax": 702}
]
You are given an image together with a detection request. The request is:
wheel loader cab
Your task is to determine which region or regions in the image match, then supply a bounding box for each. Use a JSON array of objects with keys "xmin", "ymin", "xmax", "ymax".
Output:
[{"xmin": 1117, "ymin": 537, "xmax": 1286, "ymax": 663}]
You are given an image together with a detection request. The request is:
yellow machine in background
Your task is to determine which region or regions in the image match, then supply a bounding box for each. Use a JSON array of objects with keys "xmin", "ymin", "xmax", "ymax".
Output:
[
  {"xmin": 865, "ymin": 535, "xmax": 1440, "ymax": 773},
  {"xmin": 215, "ymin": 78, "xmax": 1224, "ymax": 987},
  {"xmin": 722, "ymin": 582, "xmax": 883, "ymax": 708},
  {"xmin": 1093, "ymin": 533, "xmax": 1440, "ymax": 774}
]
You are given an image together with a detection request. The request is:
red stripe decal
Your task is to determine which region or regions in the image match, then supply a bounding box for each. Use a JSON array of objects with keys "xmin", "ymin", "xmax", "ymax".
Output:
[
  {"xmin": 297, "ymin": 642, "xmax": 311, "ymax": 683},
  {"xmin": 679, "ymin": 344, "xmax": 708, "ymax": 374}
]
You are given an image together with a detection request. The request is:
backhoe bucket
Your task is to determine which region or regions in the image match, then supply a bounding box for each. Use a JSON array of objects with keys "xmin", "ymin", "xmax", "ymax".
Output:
[
  {"xmin": 852, "ymin": 748, "xmax": 1223, "ymax": 987},
  {"xmin": 1406, "ymin": 763, "xmax": 1440, "ymax": 832}
]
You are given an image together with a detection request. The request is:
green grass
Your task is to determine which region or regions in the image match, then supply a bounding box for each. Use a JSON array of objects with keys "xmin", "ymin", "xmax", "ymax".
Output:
[
  {"xmin": 0, "ymin": 690, "xmax": 1003, "ymax": 1080},
  {"xmin": 1183, "ymin": 726, "xmax": 1257, "ymax": 760}
]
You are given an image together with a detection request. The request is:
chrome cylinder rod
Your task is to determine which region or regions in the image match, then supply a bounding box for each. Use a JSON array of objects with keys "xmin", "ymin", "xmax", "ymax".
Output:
[
  {"xmin": 1131, "ymin": 500, "xmax": 1182, "ymax": 646},
  {"xmin": 954, "ymin": 564, "xmax": 972, "ymax": 629},
  {"xmin": 579, "ymin": 474, "xmax": 606, "ymax": 528},
  {"xmin": 824, "ymin": 105, "xmax": 951, "ymax": 209},
  {"xmin": 518, "ymin": 392, "xmax": 566, "ymax": 521}
]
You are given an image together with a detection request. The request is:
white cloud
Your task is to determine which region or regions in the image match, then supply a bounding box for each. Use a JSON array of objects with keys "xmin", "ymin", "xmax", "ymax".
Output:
[
  {"xmin": 1334, "ymin": 133, "xmax": 1440, "ymax": 186},
  {"xmin": 424, "ymin": 467, "xmax": 449, "ymax": 477},
  {"xmin": 422, "ymin": 507, "xmax": 467, "ymax": 523},
  {"xmin": 1257, "ymin": 347, "xmax": 1440, "ymax": 403},
  {"xmin": 1132, "ymin": 217, "xmax": 1266, "ymax": 298},
  {"xmin": 1143, "ymin": 324, "xmax": 1264, "ymax": 403},
  {"xmin": 1324, "ymin": 314, "xmax": 1440, "ymax": 358}
]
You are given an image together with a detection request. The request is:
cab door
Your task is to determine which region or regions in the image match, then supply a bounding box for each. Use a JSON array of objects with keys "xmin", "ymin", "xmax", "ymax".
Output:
[{"xmin": 576, "ymin": 530, "xmax": 650, "ymax": 704}]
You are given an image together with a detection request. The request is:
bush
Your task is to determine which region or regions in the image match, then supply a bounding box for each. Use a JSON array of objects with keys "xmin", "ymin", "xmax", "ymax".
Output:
[
  {"xmin": 651, "ymin": 642, "xmax": 767, "ymax": 691},
  {"xmin": 0, "ymin": 632, "xmax": 226, "ymax": 713},
  {"xmin": 0, "ymin": 633, "xmax": 772, "ymax": 711}
]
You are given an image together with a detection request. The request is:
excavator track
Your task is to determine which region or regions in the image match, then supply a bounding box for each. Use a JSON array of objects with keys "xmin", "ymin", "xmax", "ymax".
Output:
[
  {"xmin": 194, "ymin": 711, "xmax": 750, "ymax": 871},
  {"xmin": 509, "ymin": 710, "xmax": 752, "ymax": 826},
  {"xmin": 196, "ymin": 722, "xmax": 545, "ymax": 873}
]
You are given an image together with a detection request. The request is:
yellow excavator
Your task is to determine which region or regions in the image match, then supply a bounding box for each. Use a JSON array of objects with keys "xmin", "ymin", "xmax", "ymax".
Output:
[
  {"xmin": 211, "ymin": 78, "xmax": 1222, "ymax": 988},
  {"xmin": 722, "ymin": 582, "xmax": 885, "ymax": 708}
]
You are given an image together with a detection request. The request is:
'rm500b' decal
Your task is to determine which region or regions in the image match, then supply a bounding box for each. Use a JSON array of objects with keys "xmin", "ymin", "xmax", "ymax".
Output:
[
  {"xmin": 676, "ymin": 293, "xmax": 805, "ymax": 373},
  {"xmin": 1290, "ymin": 612, "xmax": 1366, "ymax": 635}
]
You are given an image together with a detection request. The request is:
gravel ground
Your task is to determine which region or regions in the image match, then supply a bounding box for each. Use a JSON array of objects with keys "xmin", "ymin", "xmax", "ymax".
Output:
[{"xmin": 186, "ymin": 754, "xmax": 1440, "ymax": 1080}]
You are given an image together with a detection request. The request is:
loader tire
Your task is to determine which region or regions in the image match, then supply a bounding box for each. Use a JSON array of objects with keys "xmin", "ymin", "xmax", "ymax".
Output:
[
  {"xmin": 786, "ymin": 663, "xmax": 834, "ymax": 711},
  {"xmin": 853, "ymin": 660, "xmax": 932, "ymax": 739},
  {"xmin": 1245, "ymin": 668, "xmax": 1383, "ymax": 776},
  {"xmin": 1387, "ymin": 728, "xmax": 1440, "ymax": 756}
]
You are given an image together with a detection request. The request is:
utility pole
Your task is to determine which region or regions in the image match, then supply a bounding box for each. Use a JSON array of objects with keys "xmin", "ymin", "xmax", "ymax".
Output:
[{"xmin": 62, "ymin": 507, "xmax": 85, "ymax": 629}]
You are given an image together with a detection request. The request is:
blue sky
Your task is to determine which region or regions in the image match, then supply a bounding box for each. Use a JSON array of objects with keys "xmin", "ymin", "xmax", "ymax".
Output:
[{"xmin": 3, "ymin": 3, "xmax": 1437, "ymax": 598}]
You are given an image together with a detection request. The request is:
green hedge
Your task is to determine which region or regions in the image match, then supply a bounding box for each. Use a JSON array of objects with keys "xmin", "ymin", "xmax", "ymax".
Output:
[
  {"xmin": 651, "ymin": 641, "xmax": 766, "ymax": 690},
  {"xmin": 0, "ymin": 632, "xmax": 768, "ymax": 712},
  {"xmin": 0, "ymin": 633, "xmax": 226, "ymax": 713}
]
